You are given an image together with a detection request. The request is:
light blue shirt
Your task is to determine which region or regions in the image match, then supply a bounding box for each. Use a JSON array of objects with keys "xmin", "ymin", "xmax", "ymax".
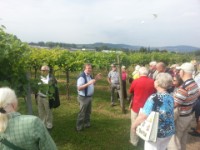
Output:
[{"xmin": 77, "ymin": 74, "xmax": 94, "ymax": 96}]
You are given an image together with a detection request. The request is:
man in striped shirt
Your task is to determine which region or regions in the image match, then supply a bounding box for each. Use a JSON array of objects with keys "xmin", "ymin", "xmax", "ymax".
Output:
[{"xmin": 168, "ymin": 62, "xmax": 199, "ymax": 150}]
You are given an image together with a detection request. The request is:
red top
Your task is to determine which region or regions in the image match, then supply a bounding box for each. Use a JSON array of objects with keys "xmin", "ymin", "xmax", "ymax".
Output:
[
  {"xmin": 129, "ymin": 76, "xmax": 156, "ymax": 113},
  {"xmin": 121, "ymin": 71, "xmax": 127, "ymax": 81}
]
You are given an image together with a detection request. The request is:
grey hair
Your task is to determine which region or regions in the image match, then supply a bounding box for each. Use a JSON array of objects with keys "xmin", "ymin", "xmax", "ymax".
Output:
[
  {"xmin": 41, "ymin": 65, "xmax": 50, "ymax": 71},
  {"xmin": 155, "ymin": 73, "xmax": 173, "ymax": 89},
  {"xmin": 0, "ymin": 87, "xmax": 17, "ymax": 132},
  {"xmin": 138, "ymin": 67, "xmax": 149, "ymax": 76},
  {"xmin": 149, "ymin": 61, "xmax": 157, "ymax": 66}
]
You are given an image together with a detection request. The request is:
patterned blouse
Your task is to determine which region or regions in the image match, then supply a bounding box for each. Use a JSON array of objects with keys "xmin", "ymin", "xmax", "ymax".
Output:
[{"xmin": 142, "ymin": 92, "xmax": 175, "ymax": 138}]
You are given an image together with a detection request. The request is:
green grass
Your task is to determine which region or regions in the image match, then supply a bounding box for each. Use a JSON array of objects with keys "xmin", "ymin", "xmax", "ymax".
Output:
[{"xmin": 18, "ymin": 71, "xmax": 144, "ymax": 150}]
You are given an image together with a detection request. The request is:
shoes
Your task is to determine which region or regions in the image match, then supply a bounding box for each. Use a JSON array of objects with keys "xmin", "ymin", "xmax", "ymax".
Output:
[
  {"xmin": 111, "ymin": 103, "xmax": 116, "ymax": 107},
  {"xmin": 47, "ymin": 127, "xmax": 53, "ymax": 132},
  {"xmin": 75, "ymin": 127, "xmax": 83, "ymax": 132},
  {"xmin": 84, "ymin": 123, "xmax": 91, "ymax": 128},
  {"xmin": 188, "ymin": 130, "xmax": 200, "ymax": 137},
  {"xmin": 129, "ymin": 140, "xmax": 137, "ymax": 146}
]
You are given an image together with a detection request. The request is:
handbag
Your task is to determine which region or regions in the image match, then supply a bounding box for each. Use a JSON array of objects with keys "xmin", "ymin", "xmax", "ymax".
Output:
[
  {"xmin": 136, "ymin": 109, "xmax": 159, "ymax": 142},
  {"xmin": 136, "ymin": 94, "xmax": 162, "ymax": 142}
]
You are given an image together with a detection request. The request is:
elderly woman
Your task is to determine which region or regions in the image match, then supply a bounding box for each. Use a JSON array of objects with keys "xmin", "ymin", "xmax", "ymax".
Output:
[
  {"xmin": 0, "ymin": 87, "xmax": 57, "ymax": 150},
  {"xmin": 121, "ymin": 65, "xmax": 128, "ymax": 99},
  {"xmin": 131, "ymin": 73, "xmax": 175, "ymax": 150}
]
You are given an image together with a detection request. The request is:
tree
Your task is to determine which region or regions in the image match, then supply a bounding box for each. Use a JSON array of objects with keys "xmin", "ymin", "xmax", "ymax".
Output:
[{"xmin": 0, "ymin": 26, "xmax": 33, "ymax": 114}]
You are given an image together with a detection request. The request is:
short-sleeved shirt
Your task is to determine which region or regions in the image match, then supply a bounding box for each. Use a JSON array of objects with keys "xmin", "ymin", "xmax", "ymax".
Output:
[
  {"xmin": 129, "ymin": 76, "xmax": 156, "ymax": 113},
  {"xmin": 108, "ymin": 70, "xmax": 119, "ymax": 84},
  {"xmin": 194, "ymin": 73, "xmax": 200, "ymax": 88},
  {"xmin": 0, "ymin": 112, "xmax": 57, "ymax": 150},
  {"xmin": 77, "ymin": 73, "xmax": 94, "ymax": 96},
  {"xmin": 142, "ymin": 93, "xmax": 175, "ymax": 138},
  {"xmin": 174, "ymin": 78, "xmax": 199, "ymax": 116}
]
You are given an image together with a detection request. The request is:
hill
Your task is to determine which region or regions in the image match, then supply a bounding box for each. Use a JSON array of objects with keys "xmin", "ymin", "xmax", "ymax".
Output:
[{"xmin": 29, "ymin": 42, "xmax": 200, "ymax": 52}]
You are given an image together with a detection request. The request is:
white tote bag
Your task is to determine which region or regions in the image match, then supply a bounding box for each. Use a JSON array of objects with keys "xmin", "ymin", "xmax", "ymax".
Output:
[{"xmin": 136, "ymin": 109, "xmax": 159, "ymax": 142}]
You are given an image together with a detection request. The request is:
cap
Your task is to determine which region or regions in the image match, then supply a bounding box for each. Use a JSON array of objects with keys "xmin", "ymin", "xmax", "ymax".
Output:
[
  {"xmin": 135, "ymin": 65, "xmax": 140, "ymax": 71},
  {"xmin": 178, "ymin": 62, "xmax": 194, "ymax": 73}
]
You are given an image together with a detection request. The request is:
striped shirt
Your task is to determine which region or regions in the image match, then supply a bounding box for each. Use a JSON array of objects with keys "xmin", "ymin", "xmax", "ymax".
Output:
[{"xmin": 174, "ymin": 78, "xmax": 199, "ymax": 116}]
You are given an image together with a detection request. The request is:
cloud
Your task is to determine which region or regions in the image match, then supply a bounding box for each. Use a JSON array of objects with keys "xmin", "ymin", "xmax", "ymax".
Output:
[{"xmin": 0, "ymin": 0, "xmax": 200, "ymax": 47}]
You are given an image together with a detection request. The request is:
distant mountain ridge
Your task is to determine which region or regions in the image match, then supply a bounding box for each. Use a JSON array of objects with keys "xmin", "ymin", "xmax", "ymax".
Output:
[
  {"xmin": 76, "ymin": 42, "xmax": 141, "ymax": 50},
  {"xmin": 29, "ymin": 42, "xmax": 200, "ymax": 52},
  {"xmin": 157, "ymin": 45, "xmax": 200, "ymax": 52},
  {"xmin": 75, "ymin": 42, "xmax": 200, "ymax": 52}
]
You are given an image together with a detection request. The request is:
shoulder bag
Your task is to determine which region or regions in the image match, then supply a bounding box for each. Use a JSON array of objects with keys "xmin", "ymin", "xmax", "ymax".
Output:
[
  {"xmin": 0, "ymin": 138, "xmax": 25, "ymax": 150},
  {"xmin": 136, "ymin": 94, "xmax": 162, "ymax": 142}
]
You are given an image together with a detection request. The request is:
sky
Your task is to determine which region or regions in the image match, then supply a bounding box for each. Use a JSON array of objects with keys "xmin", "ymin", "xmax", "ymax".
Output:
[{"xmin": 0, "ymin": 0, "xmax": 200, "ymax": 47}]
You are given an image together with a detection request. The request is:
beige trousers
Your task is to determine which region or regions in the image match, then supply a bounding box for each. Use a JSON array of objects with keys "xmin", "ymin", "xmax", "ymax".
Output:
[
  {"xmin": 168, "ymin": 114, "xmax": 194, "ymax": 150},
  {"xmin": 37, "ymin": 96, "xmax": 53, "ymax": 129},
  {"xmin": 130, "ymin": 109, "xmax": 139, "ymax": 146}
]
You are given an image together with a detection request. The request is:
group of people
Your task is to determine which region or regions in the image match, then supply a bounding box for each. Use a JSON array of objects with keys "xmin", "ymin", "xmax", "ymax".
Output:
[
  {"xmin": 76, "ymin": 61, "xmax": 200, "ymax": 150},
  {"xmin": 0, "ymin": 67, "xmax": 57, "ymax": 149},
  {"xmin": 0, "ymin": 61, "xmax": 199, "ymax": 149},
  {"xmin": 0, "ymin": 65, "xmax": 61, "ymax": 149},
  {"xmin": 129, "ymin": 61, "xmax": 200, "ymax": 150}
]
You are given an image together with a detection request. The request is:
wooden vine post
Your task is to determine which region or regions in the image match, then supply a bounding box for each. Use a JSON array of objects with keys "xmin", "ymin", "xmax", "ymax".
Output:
[
  {"xmin": 26, "ymin": 72, "xmax": 33, "ymax": 114},
  {"xmin": 117, "ymin": 55, "xmax": 126, "ymax": 114}
]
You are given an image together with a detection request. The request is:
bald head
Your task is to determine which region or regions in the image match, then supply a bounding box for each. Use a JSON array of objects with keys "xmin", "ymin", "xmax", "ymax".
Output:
[{"xmin": 156, "ymin": 62, "xmax": 166, "ymax": 73}]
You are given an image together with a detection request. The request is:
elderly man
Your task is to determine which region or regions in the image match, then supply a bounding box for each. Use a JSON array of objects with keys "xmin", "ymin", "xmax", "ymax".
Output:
[
  {"xmin": 168, "ymin": 62, "xmax": 199, "ymax": 150},
  {"xmin": 148, "ymin": 61, "xmax": 157, "ymax": 79},
  {"xmin": 153, "ymin": 62, "xmax": 167, "ymax": 80},
  {"xmin": 107, "ymin": 64, "xmax": 121, "ymax": 106},
  {"xmin": 189, "ymin": 60, "xmax": 200, "ymax": 137},
  {"xmin": 129, "ymin": 67, "xmax": 156, "ymax": 146},
  {"xmin": 37, "ymin": 65, "xmax": 57, "ymax": 130},
  {"xmin": 76, "ymin": 63, "xmax": 101, "ymax": 131},
  {"xmin": 0, "ymin": 87, "xmax": 57, "ymax": 149}
]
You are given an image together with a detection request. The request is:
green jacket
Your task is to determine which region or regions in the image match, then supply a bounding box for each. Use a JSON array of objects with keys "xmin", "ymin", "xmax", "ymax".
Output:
[{"xmin": 0, "ymin": 112, "xmax": 57, "ymax": 150}]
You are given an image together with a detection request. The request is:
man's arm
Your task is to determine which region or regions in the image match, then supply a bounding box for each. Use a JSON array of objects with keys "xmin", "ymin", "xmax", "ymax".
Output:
[
  {"xmin": 173, "ymin": 88, "xmax": 186, "ymax": 108},
  {"xmin": 107, "ymin": 77, "xmax": 111, "ymax": 84},
  {"xmin": 78, "ymin": 79, "xmax": 96, "ymax": 91}
]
